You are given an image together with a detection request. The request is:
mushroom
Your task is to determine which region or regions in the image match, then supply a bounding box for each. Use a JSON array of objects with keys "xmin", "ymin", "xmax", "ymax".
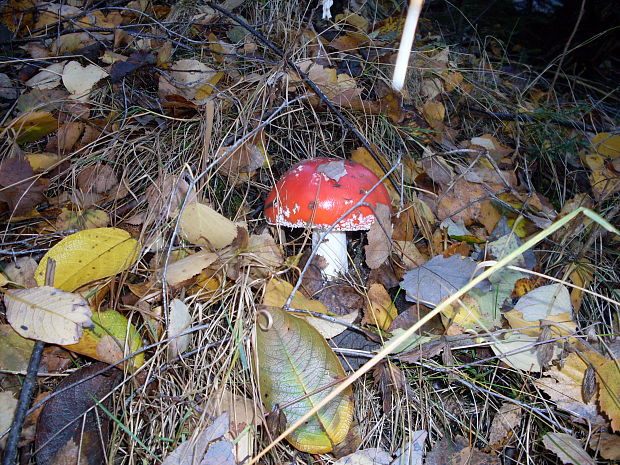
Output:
[{"xmin": 264, "ymin": 158, "xmax": 391, "ymax": 280}]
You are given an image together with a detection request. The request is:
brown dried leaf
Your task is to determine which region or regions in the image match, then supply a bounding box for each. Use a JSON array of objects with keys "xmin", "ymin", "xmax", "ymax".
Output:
[
  {"xmin": 0, "ymin": 155, "xmax": 47, "ymax": 215},
  {"xmin": 436, "ymin": 178, "xmax": 489, "ymax": 226},
  {"xmin": 77, "ymin": 164, "xmax": 118, "ymax": 194},
  {"xmin": 364, "ymin": 203, "xmax": 392, "ymax": 269},
  {"xmin": 163, "ymin": 251, "xmax": 219, "ymax": 288},
  {"xmin": 2, "ymin": 256, "xmax": 38, "ymax": 288},
  {"xmin": 488, "ymin": 403, "xmax": 522, "ymax": 448}
]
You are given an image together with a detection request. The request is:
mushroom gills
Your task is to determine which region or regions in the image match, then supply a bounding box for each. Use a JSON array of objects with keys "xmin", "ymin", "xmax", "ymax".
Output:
[{"xmin": 312, "ymin": 230, "xmax": 348, "ymax": 279}]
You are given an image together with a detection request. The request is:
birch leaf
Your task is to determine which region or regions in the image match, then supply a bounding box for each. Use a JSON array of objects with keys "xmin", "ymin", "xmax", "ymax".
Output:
[
  {"xmin": 4, "ymin": 286, "xmax": 92, "ymax": 345},
  {"xmin": 34, "ymin": 227, "xmax": 140, "ymax": 291}
]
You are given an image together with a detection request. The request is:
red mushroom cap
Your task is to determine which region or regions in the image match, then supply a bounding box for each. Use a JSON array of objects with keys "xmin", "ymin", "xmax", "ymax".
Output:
[{"xmin": 264, "ymin": 158, "xmax": 392, "ymax": 231}]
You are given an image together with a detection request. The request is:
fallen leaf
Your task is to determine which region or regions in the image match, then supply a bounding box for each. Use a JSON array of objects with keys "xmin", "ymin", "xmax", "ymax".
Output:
[
  {"xmin": 62, "ymin": 61, "xmax": 108, "ymax": 100},
  {"xmin": 77, "ymin": 163, "xmax": 118, "ymax": 194},
  {"xmin": 364, "ymin": 203, "xmax": 393, "ymax": 269},
  {"xmin": 63, "ymin": 309, "xmax": 144, "ymax": 369},
  {"xmin": 425, "ymin": 436, "xmax": 500, "ymax": 465},
  {"xmin": 25, "ymin": 62, "xmax": 65, "ymax": 89},
  {"xmin": 36, "ymin": 363, "xmax": 121, "ymax": 465},
  {"xmin": 167, "ymin": 298, "xmax": 192, "ymax": 359},
  {"xmin": 333, "ymin": 448, "xmax": 391, "ymax": 465},
  {"xmin": 180, "ymin": 202, "xmax": 242, "ymax": 249},
  {"xmin": 436, "ymin": 178, "xmax": 490, "ymax": 226},
  {"xmin": 0, "ymin": 391, "xmax": 18, "ymax": 448},
  {"xmin": 490, "ymin": 333, "xmax": 561, "ymax": 373},
  {"xmin": 25, "ymin": 153, "xmax": 63, "ymax": 172},
  {"xmin": 245, "ymin": 231, "xmax": 283, "ymax": 278},
  {"xmin": 55, "ymin": 208, "xmax": 110, "ymax": 230},
  {"xmin": 158, "ymin": 59, "xmax": 217, "ymax": 101},
  {"xmin": 363, "ymin": 283, "xmax": 396, "ymax": 330},
  {"xmin": 589, "ymin": 432, "xmax": 620, "ymax": 460},
  {"xmin": 488, "ymin": 403, "xmax": 522, "ymax": 448},
  {"xmin": 162, "ymin": 251, "xmax": 218, "ymax": 288},
  {"xmin": 2, "ymin": 256, "xmax": 38, "ymax": 288},
  {"xmin": 0, "ymin": 155, "xmax": 47, "ymax": 215},
  {"xmin": 144, "ymin": 173, "xmax": 196, "ymax": 223},
  {"xmin": 504, "ymin": 283, "xmax": 576, "ymax": 337},
  {"xmin": 256, "ymin": 306, "xmax": 353, "ymax": 453},
  {"xmin": 470, "ymin": 135, "xmax": 514, "ymax": 160},
  {"xmin": 34, "ymin": 227, "xmax": 140, "ymax": 291},
  {"xmin": 595, "ymin": 357, "xmax": 620, "ymax": 431},
  {"xmin": 535, "ymin": 353, "xmax": 604, "ymax": 427},
  {"xmin": 422, "ymin": 100, "xmax": 445, "ymax": 126},
  {"xmin": 0, "ymin": 324, "xmax": 35, "ymax": 371},
  {"xmin": 2, "ymin": 111, "xmax": 57, "ymax": 144},
  {"xmin": 4, "ymin": 286, "xmax": 92, "ymax": 345},
  {"xmin": 350, "ymin": 146, "xmax": 399, "ymax": 202},
  {"xmin": 542, "ymin": 433, "xmax": 595, "ymax": 465},
  {"xmin": 216, "ymin": 130, "xmax": 267, "ymax": 178},
  {"xmin": 567, "ymin": 260, "xmax": 594, "ymax": 312},
  {"xmin": 162, "ymin": 413, "xmax": 229, "ymax": 465},
  {"xmin": 399, "ymin": 254, "xmax": 490, "ymax": 307}
]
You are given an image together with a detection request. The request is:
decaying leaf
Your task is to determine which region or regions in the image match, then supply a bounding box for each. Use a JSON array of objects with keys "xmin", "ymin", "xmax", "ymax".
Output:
[
  {"xmin": 77, "ymin": 164, "xmax": 118, "ymax": 194},
  {"xmin": 488, "ymin": 403, "xmax": 522, "ymax": 448},
  {"xmin": 55, "ymin": 208, "xmax": 110, "ymax": 230},
  {"xmin": 595, "ymin": 357, "xmax": 620, "ymax": 432},
  {"xmin": 424, "ymin": 436, "xmax": 500, "ymax": 465},
  {"xmin": 162, "ymin": 413, "xmax": 229, "ymax": 465},
  {"xmin": 256, "ymin": 306, "xmax": 353, "ymax": 453},
  {"xmin": 63, "ymin": 309, "xmax": 144, "ymax": 369},
  {"xmin": 333, "ymin": 448, "xmax": 392, "ymax": 465},
  {"xmin": 244, "ymin": 231, "xmax": 283, "ymax": 277},
  {"xmin": 0, "ymin": 324, "xmax": 35, "ymax": 371},
  {"xmin": 400, "ymin": 254, "xmax": 490, "ymax": 307},
  {"xmin": 489, "ymin": 333, "xmax": 561, "ymax": 373},
  {"xmin": 0, "ymin": 391, "xmax": 18, "ymax": 448},
  {"xmin": 589, "ymin": 432, "xmax": 620, "ymax": 460},
  {"xmin": 4, "ymin": 286, "xmax": 92, "ymax": 345},
  {"xmin": 162, "ymin": 250, "xmax": 218, "ymax": 288},
  {"xmin": 542, "ymin": 432, "xmax": 595, "ymax": 465},
  {"xmin": 0, "ymin": 155, "xmax": 48, "ymax": 215},
  {"xmin": 364, "ymin": 203, "xmax": 393, "ymax": 269},
  {"xmin": 36, "ymin": 363, "xmax": 121, "ymax": 465},
  {"xmin": 158, "ymin": 58, "xmax": 217, "ymax": 101},
  {"xmin": 2, "ymin": 256, "xmax": 38, "ymax": 288},
  {"xmin": 263, "ymin": 278, "xmax": 354, "ymax": 339},
  {"xmin": 35, "ymin": 227, "xmax": 140, "ymax": 291}
]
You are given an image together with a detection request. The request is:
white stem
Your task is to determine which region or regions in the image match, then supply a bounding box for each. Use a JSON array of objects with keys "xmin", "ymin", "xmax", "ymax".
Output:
[
  {"xmin": 312, "ymin": 230, "xmax": 348, "ymax": 280},
  {"xmin": 392, "ymin": 0, "xmax": 424, "ymax": 91}
]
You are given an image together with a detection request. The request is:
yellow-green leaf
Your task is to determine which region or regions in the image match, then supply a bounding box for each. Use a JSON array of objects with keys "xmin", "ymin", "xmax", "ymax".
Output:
[
  {"xmin": 64, "ymin": 309, "xmax": 144, "ymax": 369},
  {"xmin": 255, "ymin": 306, "xmax": 353, "ymax": 453},
  {"xmin": 35, "ymin": 227, "xmax": 140, "ymax": 291},
  {"xmin": 4, "ymin": 286, "xmax": 92, "ymax": 345}
]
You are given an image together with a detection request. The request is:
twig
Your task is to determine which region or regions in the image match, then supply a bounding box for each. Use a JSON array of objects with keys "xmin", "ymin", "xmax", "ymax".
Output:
[
  {"xmin": 205, "ymin": 1, "xmax": 402, "ymax": 198},
  {"xmin": 1, "ymin": 259, "xmax": 55, "ymax": 465}
]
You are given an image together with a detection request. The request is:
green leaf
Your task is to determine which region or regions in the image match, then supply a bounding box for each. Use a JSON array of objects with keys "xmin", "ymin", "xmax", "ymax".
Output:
[{"xmin": 255, "ymin": 306, "xmax": 353, "ymax": 453}]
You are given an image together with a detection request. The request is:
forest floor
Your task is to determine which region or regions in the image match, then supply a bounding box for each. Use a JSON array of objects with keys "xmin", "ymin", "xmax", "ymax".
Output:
[{"xmin": 0, "ymin": 1, "xmax": 619, "ymax": 465}]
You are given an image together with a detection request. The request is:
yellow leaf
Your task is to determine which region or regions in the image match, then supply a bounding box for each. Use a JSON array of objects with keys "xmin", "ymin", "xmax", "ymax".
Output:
[
  {"xmin": 195, "ymin": 71, "xmax": 224, "ymax": 99},
  {"xmin": 263, "ymin": 278, "xmax": 328, "ymax": 315},
  {"xmin": 592, "ymin": 133, "xmax": 620, "ymax": 159},
  {"xmin": 441, "ymin": 293, "xmax": 482, "ymax": 331},
  {"xmin": 422, "ymin": 100, "xmax": 445, "ymax": 123},
  {"xmin": 350, "ymin": 146, "xmax": 398, "ymax": 202},
  {"xmin": 3, "ymin": 111, "xmax": 57, "ymax": 143},
  {"xmin": 64, "ymin": 309, "xmax": 144, "ymax": 369},
  {"xmin": 4, "ymin": 286, "xmax": 92, "ymax": 345},
  {"xmin": 595, "ymin": 358, "xmax": 620, "ymax": 432},
  {"xmin": 504, "ymin": 309, "xmax": 577, "ymax": 337},
  {"xmin": 25, "ymin": 152, "xmax": 63, "ymax": 172},
  {"xmin": 55, "ymin": 207, "xmax": 110, "ymax": 230},
  {"xmin": 568, "ymin": 260, "xmax": 593, "ymax": 312},
  {"xmin": 363, "ymin": 283, "xmax": 396, "ymax": 330},
  {"xmin": 34, "ymin": 227, "xmax": 140, "ymax": 291},
  {"xmin": 179, "ymin": 202, "xmax": 241, "ymax": 249}
]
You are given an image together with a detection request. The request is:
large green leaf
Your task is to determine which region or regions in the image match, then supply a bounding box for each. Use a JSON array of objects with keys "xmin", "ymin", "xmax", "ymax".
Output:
[{"xmin": 255, "ymin": 306, "xmax": 353, "ymax": 453}]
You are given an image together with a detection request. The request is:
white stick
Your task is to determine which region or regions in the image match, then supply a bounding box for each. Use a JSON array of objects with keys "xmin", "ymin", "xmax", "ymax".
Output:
[{"xmin": 392, "ymin": 0, "xmax": 424, "ymax": 91}]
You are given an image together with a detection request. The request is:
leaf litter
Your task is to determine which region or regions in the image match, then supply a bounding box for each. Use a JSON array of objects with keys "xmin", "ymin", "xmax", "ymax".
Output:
[{"xmin": 0, "ymin": 1, "xmax": 618, "ymax": 464}]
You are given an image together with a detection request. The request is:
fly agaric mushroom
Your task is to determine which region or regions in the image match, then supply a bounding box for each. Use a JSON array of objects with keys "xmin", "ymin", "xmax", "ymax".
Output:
[{"xmin": 264, "ymin": 158, "xmax": 391, "ymax": 279}]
